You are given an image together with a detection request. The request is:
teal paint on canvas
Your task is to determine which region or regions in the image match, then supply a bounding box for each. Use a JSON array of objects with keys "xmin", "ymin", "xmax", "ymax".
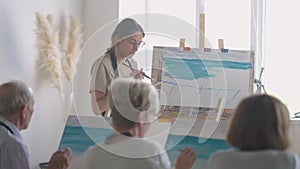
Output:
[
  {"xmin": 162, "ymin": 57, "xmax": 252, "ymax": 80},
  {"xmin": 59, "ymin": 126, "xmax": 112, "ymax": 156}
]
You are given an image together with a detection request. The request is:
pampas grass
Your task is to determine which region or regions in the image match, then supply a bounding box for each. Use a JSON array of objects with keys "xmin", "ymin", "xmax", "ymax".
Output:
[
  {"xmin": 35, "ymin": 12, "xmax": 83, "ymax": 119},
  {"xmin": 35, "ymin": 12, "xmax": 83, "ymax": 90},
  {"xmin": 63, "ymin": 16, "xmax": 83, "ymax": 81},
  {"xmin": 35, "ymin": 12, "xmax": 63, "ymax": 94}
]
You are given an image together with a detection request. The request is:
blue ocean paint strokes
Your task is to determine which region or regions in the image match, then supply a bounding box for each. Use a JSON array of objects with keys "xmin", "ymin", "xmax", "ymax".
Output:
[
  {"xmin": 221, "ymin": 60, "xmax": 252, "ymax": 70},
  {"xmin": 162, "ymin": 57, "xmax": 211, "ymax": 80},
  {"xmin": 162, "ymin": 57, "xmax": 252, "ymax": 80},
  {"xmin": 165, "ymin": 134, "xmax": 231, "ymax": 166},
  {"xmin": 59, "ymin": 126, "xmax": 113, "ymax": 156}
]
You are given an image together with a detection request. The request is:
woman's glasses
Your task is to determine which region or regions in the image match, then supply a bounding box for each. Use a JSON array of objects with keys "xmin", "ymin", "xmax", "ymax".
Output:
[{"xmin": 128, "ymin": 40, "xmax": 146, "ymax": 48}]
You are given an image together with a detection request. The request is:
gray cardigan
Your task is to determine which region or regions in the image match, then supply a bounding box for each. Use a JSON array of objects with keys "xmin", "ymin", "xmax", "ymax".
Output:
[{"xmin": 207, "ymin": 149, "xmax": 300, "ymax": 169}]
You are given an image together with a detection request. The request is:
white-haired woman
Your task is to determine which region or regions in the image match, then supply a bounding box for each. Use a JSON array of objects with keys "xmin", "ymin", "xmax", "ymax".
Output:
[{"xmin": 82, "ymin": 78, "xmax": 196, "ymax": 169}]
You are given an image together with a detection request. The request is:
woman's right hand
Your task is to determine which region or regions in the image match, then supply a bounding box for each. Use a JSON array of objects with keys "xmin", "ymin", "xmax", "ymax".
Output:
[
  {"xmin": 47, "ymin": 148, "xmax": 72, "ymax": 169},
  {"xmin": 175, "ymin": 147, "xmax": 196, "ymax": 169},
  {"xmin": 130, "ymin": 69, "xmax": 144, "ymax": 80}
]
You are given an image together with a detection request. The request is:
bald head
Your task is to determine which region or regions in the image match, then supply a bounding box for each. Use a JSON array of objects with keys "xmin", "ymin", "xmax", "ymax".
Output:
[{"xmin": 0, "ymin": 81, "xmax": 34, "ymax": 117}]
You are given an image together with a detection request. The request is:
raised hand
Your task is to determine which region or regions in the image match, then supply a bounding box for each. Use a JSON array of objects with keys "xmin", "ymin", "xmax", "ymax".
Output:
[
  {"xmin": 47, "ymin": 148, "xmax": 72, "ymax": 169},
  {"xmin": 175, "ymin": 147, "xmax": 196, "ymax": 169}
]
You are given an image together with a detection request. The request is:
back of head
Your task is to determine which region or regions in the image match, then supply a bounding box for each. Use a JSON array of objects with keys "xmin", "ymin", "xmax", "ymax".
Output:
[
  {"xmin": 227, "ymin": 94, "xmax": 290, "ymax": 150},
  {"xmin": 111, "ymin": 18, "xmax": 145, "ymax": 47},
  {"xmin": 107, "ymin": 78, "xmax": 159, "ymax": 130},
  {"xmin": 0, "ymin": 81, "xmax": 33, "ymax": 117}
]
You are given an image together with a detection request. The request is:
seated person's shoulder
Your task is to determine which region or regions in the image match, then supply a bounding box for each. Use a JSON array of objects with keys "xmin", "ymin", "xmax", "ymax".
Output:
[
  {"xmin": 128, "ymin": 138, "xmax": 167, "ymax": 156},
  {"xmin": 209, "ymin": 149, "xmax": 235, "ymax": 161},
  {"xmin": 1, "ymin": 135, "xmax": 28, "ymax": 154},
  {"xmin": 209, "ymin": 149, "xmax": 300, "ymax": 169}
]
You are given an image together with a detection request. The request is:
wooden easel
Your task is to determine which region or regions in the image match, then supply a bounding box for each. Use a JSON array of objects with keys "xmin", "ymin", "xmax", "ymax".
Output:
[
  {"xmin": 161, "ymin": 13, "xmax": 254, "ymax": 122},
  {"xmin": 179, "ymin": 14, "xmax": 227, "ymax": 52}
]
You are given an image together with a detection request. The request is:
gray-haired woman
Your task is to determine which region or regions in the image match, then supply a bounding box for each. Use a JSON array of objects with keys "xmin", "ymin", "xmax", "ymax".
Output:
[{"xmin": 82, "ymin": 78, "xmax": 196, "ymax": 169}]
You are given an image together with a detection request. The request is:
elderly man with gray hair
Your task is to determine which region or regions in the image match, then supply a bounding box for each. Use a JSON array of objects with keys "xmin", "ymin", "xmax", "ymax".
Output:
[{"xmin": 0, "ymin": 80, "xmax": 72, "ymax": 169}]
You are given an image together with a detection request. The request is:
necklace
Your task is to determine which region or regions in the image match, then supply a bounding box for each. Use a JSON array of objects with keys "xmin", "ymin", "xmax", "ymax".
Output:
[{"xmin": 105, "ymin": 132, "xmax": 133, "ymax": 144}]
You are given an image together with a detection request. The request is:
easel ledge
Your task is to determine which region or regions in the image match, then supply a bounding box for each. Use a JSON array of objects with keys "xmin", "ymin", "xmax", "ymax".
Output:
[{"xmin": 158, "ymin": 108, "xmax": 235, "ymax": 122}]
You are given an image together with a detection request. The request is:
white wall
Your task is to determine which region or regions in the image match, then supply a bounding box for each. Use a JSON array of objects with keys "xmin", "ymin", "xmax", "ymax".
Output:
[
  {"xmin": 0, "ymin": 0, "xmax": 82, "ymax": 168},
  {"xmin": 0, "ymin": 0, "xmax": 119, "ymax": 167},
  {"xmin": 264, "ymin": 0, "xmax": 300, "ymax": 115},
  {"xmin": 73, "ymin": 0, "xmax": 119, "ymax": 116}
]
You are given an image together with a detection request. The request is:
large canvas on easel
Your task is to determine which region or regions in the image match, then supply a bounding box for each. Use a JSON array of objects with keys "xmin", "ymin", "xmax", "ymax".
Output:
[{"xmin": 152, "ymin": 46, "xmax": 254, "ymax": 109}]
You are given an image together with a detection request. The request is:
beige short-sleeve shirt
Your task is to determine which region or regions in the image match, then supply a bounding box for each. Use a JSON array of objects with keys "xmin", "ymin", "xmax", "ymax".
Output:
[{"xmin": 90, "ymin": 54, "xmax": 138, "ymax": 94}]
